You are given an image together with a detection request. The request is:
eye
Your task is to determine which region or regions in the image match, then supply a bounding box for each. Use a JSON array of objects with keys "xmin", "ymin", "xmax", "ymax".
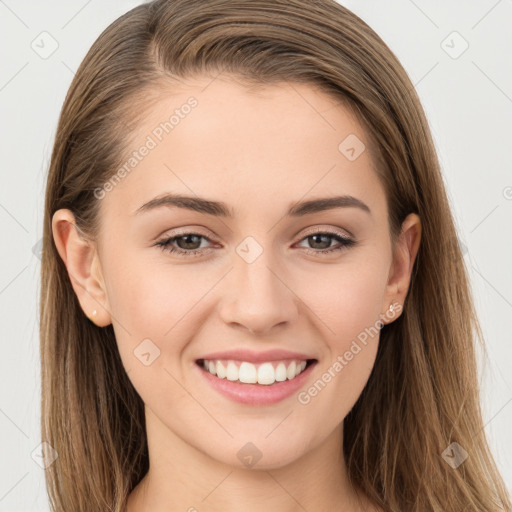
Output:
[
  {"xmin": 294, "ymin": 228, "xmax": 356, "ymax": 256},
  {"xmin": 154, "ymin": 228, "xmax": 356, "ymax": 258},
  {"xmin": 155, "ymin": 232, "xmax": 214, "ymax": 257}
]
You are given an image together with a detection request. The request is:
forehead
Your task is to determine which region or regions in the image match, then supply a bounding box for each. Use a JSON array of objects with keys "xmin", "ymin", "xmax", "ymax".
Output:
[{"xmin": 100, "ymin": 76, "xmax": 385, "ymax": 220}]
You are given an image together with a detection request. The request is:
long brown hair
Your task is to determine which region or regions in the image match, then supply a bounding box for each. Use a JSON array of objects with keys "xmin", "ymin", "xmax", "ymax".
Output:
[{"xmin": 40, "ymin": 1, "xmax": 511, "ymax": 510}]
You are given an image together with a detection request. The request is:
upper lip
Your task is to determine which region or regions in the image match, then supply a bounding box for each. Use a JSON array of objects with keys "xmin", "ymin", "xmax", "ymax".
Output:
[{"xmin": 198, "ymin": 349, "xmax": 316, "ymax": 363}]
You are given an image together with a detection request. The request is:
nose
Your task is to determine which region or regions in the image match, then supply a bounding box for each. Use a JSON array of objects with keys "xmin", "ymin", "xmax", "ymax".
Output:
[{"xmin": 218, "ymin": 247, "xmax": 299, "ymax": 336}]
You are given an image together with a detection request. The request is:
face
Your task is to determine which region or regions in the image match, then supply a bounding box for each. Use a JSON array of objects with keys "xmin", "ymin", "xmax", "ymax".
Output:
[{"xmin": 56, "ymin": 75, "xmax": 418, "ymax": 470}]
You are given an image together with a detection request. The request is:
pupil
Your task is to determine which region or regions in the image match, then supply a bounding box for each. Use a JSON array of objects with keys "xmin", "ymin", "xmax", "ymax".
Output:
[
  {"xmin": 179, "ymin": 235, "xmax": 200, "ymax": 249},
  {"xmin": 310, "ymin": 234, "xmax": 329, "ymax": 249}
]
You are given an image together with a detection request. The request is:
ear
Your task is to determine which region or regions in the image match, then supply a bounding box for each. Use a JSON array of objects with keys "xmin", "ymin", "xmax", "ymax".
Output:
[
  {"xmin": 381, "ymin": 213, "xmax": 421, "ymax": 324},
  {"xmin": 51, "ymin": 209, "xmax": 112, "ymax": 327}
]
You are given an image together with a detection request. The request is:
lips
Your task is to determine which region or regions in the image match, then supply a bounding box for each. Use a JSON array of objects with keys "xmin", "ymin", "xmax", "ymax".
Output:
[
  {"xmin": 194, "ymin": 349, "xmax": 317, "ymax": 405},
  {"xmin": 197, "ymin": 348, "xmax": 315, "ymax": 363}
]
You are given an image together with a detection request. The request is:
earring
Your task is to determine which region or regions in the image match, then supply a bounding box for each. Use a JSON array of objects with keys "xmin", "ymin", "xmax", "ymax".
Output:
[
  {"xmin": 389, "ymin": 304, "xmax": 395, "ymax": 312},
  {"xmin": 87, "ymin": 310, "xmax": 97, "ymax": 323}
]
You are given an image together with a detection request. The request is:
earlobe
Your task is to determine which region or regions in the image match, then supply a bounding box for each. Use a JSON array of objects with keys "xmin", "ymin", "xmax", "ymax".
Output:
[{"xmin": 51, "ymin": 209, "xmax": 112, "ymax": 327}]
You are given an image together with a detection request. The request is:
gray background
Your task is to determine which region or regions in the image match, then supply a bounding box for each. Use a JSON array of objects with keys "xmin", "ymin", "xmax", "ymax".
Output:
[{"xmin": 1, "ymin": 0, "xmax": 511, "ymax": 510}]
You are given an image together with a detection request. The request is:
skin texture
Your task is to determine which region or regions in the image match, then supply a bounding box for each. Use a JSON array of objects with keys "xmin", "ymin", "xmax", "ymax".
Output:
[{"xmin": 52, "ymin": 76, "xmax": 421, "ymax": 512}]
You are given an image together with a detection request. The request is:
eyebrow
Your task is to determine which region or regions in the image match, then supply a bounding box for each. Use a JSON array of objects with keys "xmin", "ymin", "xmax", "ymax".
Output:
[{"xmin": 134, "ymin": 192, "xmax": 371, "ymax": 217}]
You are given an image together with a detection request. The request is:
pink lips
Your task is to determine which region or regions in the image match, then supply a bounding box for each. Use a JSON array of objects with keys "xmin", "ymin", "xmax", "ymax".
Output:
[
  {"xmin": 195, "ymin": 349, "xmax": 317, "ymax": 406},
  {"xmin": 198, "ymin": 348, "xmax": 314, "ymax": 363}
]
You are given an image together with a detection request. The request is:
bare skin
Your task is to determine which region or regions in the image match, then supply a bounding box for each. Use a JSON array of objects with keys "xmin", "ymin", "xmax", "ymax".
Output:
[{"xmin": 52, "ymin": 75, "xmax": 420, "ymax": 512}]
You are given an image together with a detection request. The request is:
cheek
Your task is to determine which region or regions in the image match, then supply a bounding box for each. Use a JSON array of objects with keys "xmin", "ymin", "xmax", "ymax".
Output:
[
  {"xmin": 294, "ymin": 276, "xmax": 383, "ymax": 440},
  {"xmin": 292, "ymin": 257, "xmax": 387, "ymax": 414},
  {"xmin": 103, "ymin": 249, "xmax": 219, "ymax": 386},
  {"xmin": 100, "ymin": 248, "xmax": 184, "ymax": 373},
  {"xmin": 334, "ymin": 273, "xmax": 385, "ymax": 346},
  {"xmin": 104, "ymin": 248, "xmax": 188, "ymax": 334},
  {"xmin": 298, "ymin": 257, "xmax": 388, "ymax": 349}
]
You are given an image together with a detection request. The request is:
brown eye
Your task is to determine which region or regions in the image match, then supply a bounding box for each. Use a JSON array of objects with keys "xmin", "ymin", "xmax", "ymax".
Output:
[
  {"xmin": 155, "ymin": 233, "xmax": 213, "ymax": 257},
  {"xmin": 296, "ymin": 230, "xmax": 356, "ymax": 255},
  {"xmin": 306, "ymin": 233, "xmax": 333, "ymax": 250},
  {"xmin": 174, "ymin": 234, "xmax": 203, "ymax": 250}
]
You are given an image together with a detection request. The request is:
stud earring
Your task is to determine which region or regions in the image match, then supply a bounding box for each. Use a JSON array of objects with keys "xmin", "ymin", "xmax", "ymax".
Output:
[
  {"xmin": 389, "ymin": 304, "xmax": 395, "ymax": 312},
  {"xmin": 87, "ymin": 310, "xmax": 98, "ymax": 323}
]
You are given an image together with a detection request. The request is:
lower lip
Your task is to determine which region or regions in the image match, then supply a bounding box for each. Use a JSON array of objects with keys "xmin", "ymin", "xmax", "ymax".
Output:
[{"xmin": 196, "ymin": 361, "xmax": 317, "ymax": 406}]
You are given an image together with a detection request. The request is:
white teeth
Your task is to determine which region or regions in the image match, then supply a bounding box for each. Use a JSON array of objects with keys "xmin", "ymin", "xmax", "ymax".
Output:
[
  {"xmin": 239, "ymin": 362, "xmax": 257, "ymax": 384},
  {"xmin": 275, "ymin": 362, "xmax": 287, "ymax": 382},
  {"xmin": 257, "ymin": 362, "xmax": 275, "ymax": 385},
  {"xmin": 286, "ymin": 361, "xmax": 296, "ymax": 380},
  {"xmin": 226, "ymin": 361, "xmax": 238, "ymax": 381},
  {"xmin": 216, "ymin": 361, "xmax": 226, "ymax": 379},
  {"xmin": 201, "ymin": 358, "xmax": 310, "ymax": 385}
]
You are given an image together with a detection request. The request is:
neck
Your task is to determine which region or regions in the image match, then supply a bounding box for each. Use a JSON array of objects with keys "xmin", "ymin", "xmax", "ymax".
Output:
[{"xmin": 126, "ymin": 406, "xmax": 376, "ymax": 512}]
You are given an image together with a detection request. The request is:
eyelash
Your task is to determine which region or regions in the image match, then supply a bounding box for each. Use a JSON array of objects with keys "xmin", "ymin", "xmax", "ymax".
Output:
[{"xmin": 154, "ymin": 228, "xmax": 356, "ymax": 258}]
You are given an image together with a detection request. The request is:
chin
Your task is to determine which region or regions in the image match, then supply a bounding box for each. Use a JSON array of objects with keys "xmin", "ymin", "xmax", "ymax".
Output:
[{"xmin": 198, "ymin": 431, "xmax": 315, "ymax": 471}]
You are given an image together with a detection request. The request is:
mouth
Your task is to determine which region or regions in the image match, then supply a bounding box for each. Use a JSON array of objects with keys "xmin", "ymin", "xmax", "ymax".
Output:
[
  {"xmin": 196, "ymin": 358, "xmax": 316, "ymax": 385},
  {"xmin": 194, "ymin": 355, "xmax": 318, "ymax": 406}
]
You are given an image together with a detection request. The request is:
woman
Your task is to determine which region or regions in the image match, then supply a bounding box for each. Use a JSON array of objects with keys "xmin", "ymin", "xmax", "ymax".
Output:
[{"xmin": 40, "ymin": 0, "xmax": 511, "ymax": 511}]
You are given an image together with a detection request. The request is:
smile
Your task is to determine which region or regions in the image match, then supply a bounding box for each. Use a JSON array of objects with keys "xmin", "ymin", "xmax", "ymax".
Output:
[
  {"xmin": 195, "ymin": 356, "xmax": 317, "ymax": 406},
  {"xmin": 198, "ymin": 358, "xmax": 311, "ymax": 385}
]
